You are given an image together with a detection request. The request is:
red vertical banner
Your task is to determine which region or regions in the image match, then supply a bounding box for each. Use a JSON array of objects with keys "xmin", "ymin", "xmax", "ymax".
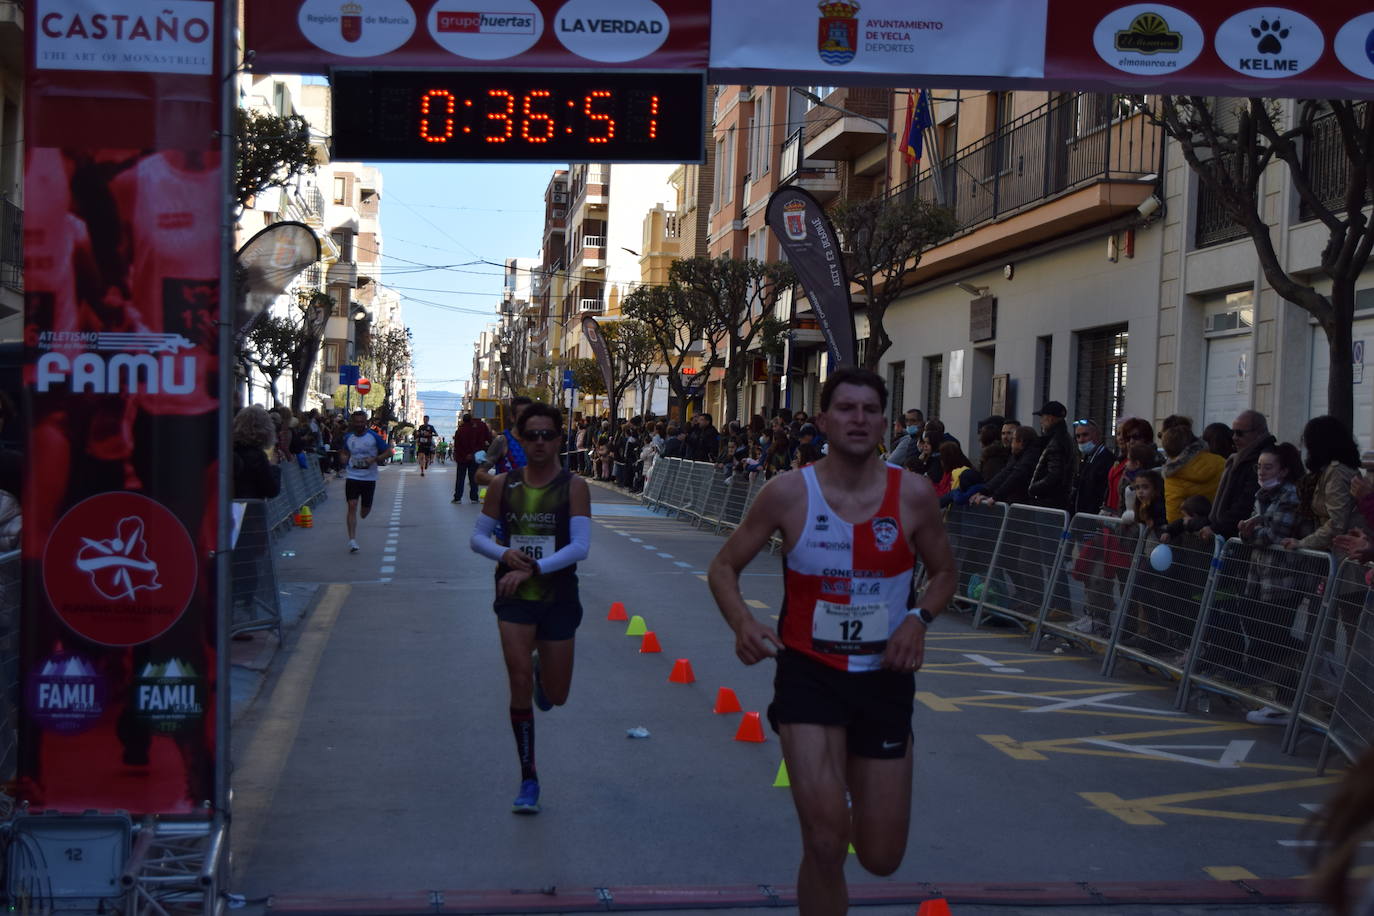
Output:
[{"xmin": 21, "ymin": 0, "xmax": 226, "ymax": 814}]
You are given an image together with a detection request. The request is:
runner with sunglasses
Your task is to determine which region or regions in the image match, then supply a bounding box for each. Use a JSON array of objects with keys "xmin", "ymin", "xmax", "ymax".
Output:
[{"xmin": 468, "ymin": 402, "xmax": 591, "ymax": 814}]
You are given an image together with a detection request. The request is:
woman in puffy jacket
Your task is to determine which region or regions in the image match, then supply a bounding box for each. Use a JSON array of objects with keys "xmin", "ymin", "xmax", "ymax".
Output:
[{"xmin": 1283, "ymin": 415, "xmax": 1363, "ymax": 554}]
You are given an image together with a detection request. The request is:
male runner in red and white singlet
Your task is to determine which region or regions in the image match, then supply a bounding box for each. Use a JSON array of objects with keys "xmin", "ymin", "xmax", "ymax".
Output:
[{"xmin": 709, "ymin": 366, "xmax": 957, "ymax": 916}]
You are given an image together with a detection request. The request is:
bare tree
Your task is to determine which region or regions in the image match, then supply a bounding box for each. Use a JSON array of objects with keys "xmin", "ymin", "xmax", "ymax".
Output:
[
  {"xmin": 361, "ymin": 325, "xmax": 413, "ymax": 424},
  {"xmin": 569, "ymin": 356, "xmax": 607, "ymax": 416},
  {"xmin": 829, "ymin": 195, "xmax": 958, "ymax": 371},
  {"xmin": 240, "ymin": 314, "xmax": 297, "ymax": 406},
  {"xmin": 603, "ymin": 319, "xmax": 659, "ymax": 419},
  {"xmin": 622, "ymin": 282, "xmax": 723, "ymax": 414},
  {"xmin": 1141, "ymin": 96, "xmax": 1372, "ymax": 428},
  {"xmin": 669, "ymin": 256, "xmax": 793, "ymax": 423}
]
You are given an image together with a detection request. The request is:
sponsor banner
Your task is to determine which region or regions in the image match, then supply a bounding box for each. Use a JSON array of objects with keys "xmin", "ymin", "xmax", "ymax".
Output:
[
  {"xmin": 710, "ymin": 0, "xmax": 1048, "ymax": 80},
  {"xmin": 35, "ymin": 0, "xmax": 216, "ymax": 74},
  {"xmin": 712, "ymin": 0, "xmax": 1374, "ymax": 96},
  {"xmin": 765, "ymin": 187, "xmax": 855, "ymax": 369},
  {"xmin": 247, "ymin": 0, "xmax": 709, "ymax": 72},
  {"xmin": 581, "ymin": 316, "xmax": 616, "ymax": 406},
  {"xmin": 1049, "ymin": 0, "xmax": 1374, "ymax": 95},
  {"xmin": 21, "ymin": 0, "xmax": 223, "ymax": 814}
]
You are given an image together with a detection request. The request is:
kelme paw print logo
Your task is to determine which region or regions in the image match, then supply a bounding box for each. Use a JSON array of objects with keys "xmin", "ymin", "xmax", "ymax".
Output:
[{"xmin": 1251, "ymin": 18, "xmax": 1289, "ymax": 55}]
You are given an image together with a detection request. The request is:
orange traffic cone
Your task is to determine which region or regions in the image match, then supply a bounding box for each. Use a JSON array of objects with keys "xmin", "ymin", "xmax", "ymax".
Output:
[
  {"xmin": 607, "ymin": 601, "xmax": 628, "ymax": 621},
  {"xmin": 299, "ymin": 505, "xmax": 313, "ymax": 528},
  {"xmin": 734, "ymin": 711, "xmax": 766, "ymax": 743},
  {"xmin": 916, "ymin": 899, "xmax": 952, "ymax": 916},
  {"xmin": 639, "ymin": 631, "xmax": 662, "ymax": 653},
  {"xmin": 713, "ymin": 687, "xmax": 742, "ymax": 714},
  {"xmin": 668, "ymin": 659, "xmax": 695, "ymax": 684}
]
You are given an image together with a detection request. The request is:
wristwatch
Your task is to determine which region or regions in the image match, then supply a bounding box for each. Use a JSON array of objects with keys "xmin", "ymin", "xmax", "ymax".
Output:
[{"xmin": 907, "ymin": 607, "xmax": 936, "ymax": 627}]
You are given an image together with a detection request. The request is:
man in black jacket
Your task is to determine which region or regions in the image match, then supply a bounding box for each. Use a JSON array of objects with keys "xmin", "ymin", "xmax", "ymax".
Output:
[
  {"xmin": 686, "ymin": 413, "xmax": 719, "ymax": 463},
  {"xmin": 1027, "ymin": 401, "xmax": 1076, "ymax": 511},
  {"xmin": 1203, "ymin": 410, "xmax": 1275, "ymax": 540},
  {"xmin": 1070, "ymin": 419, "xmax": 1115, "ymax": 516}
]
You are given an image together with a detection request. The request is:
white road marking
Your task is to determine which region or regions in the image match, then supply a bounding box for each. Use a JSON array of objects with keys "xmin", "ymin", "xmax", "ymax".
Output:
[
  {"xmin": 657, "ymin": 552, "xmax": 673, "ymax": 559},
  {"xmin": 964, "ymin": 653, "xmax": 1025, "ymax": 674},
  {"xmin": 981, "ymin": 690, "xmax": 1185, "ymax": 716},
  {"xmin": 380, "ymin": 565, "xmax": 396, "ymax": 574},
  {"xmin": 642, "ymin": 545, "xmax": 657, "ymax": 550},
  {"xmin": 629, "ymin": 538, "xmax": 643, "ymax": 543},
  {"xmin": 1080, "ymin": 738, "xmax": 1255, "ymax": 769},
  {"xmin": 674, "ymin": 561, "xmax": 693, "ymax": 568}
]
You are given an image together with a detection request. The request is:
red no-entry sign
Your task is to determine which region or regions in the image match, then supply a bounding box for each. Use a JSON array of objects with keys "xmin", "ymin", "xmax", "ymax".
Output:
[{"xmin": 355, "ymin": 377, "xmax": 372, "ymax": 395}]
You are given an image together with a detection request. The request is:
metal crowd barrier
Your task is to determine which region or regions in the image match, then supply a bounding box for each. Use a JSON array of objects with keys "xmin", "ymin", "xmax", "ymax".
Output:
[
  {"xmin": 265, "ymin": 453, "xmax": 328, "ymax": 531},
  {"xmin": 971, "ymin": 504, "xmax": 1069, "ymax": 630},
  {"xmin": 230, "ymin": 500, "xmax": 283, "ymax": 639},
  {"xmin": 1102, "ymin": 531, "xmax": 1220, "ymax": 677},
  {"xmin": 639, "ymin": 466, "xmax": 1374, "ymax": 765},
  {"xmin": 1316, "ymin": 563, "xmax": 1374, "ymax": 771},
  {"xmin": 933, "ymin": 503, "xmax": 1374, "ymax": 766}
]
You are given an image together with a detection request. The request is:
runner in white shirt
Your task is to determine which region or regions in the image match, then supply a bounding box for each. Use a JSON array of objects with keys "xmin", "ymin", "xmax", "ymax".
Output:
[{"xmin": 340, "ymin": 410, "xmax": 393, "ymax": 553}]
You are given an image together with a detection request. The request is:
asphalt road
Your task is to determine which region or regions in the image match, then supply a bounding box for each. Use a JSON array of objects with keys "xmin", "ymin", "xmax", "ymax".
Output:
[{"xmin": 228, "ymin": 462, "xmax": 1341, "ymax": 914}]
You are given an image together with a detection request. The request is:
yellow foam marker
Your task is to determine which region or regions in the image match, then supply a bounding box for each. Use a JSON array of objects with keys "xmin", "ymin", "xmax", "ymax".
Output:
[
  {"xmin": 773, "ymin": 760, "xmax": 790, "ymax": 788},
  {"xmin": 625, "ymin": 615, "xmax": 647, "ymax": 637}
]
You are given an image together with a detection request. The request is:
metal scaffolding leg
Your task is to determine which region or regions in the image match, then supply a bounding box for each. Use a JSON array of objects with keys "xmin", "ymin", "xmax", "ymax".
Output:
[{"xmin": 124, "ymin": 818, "xmax": 227, "ymax": 916}]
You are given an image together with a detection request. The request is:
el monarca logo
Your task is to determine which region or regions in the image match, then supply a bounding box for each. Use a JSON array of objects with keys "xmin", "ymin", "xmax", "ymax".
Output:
[{"xmin": 1115, "ymin": 12, "xmax": 1182, "ymax": 53}]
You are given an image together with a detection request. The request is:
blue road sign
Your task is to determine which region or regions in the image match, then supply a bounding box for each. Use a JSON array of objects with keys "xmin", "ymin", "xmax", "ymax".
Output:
[
  {"xmin": 339, "ymin": 364, "xmax": 361, "ymax": 386},
  {"xmin": 562, "ymin": 369, "xmax": 576, "ymax": 390}
]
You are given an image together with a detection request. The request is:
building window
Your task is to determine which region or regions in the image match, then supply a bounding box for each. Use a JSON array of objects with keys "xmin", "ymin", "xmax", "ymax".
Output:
[
  {"xmin": 887, "ymin": 361, "xmax": 905, "ymax": 434},
  {"xmin": 331, "ymin": 230, "xmax": 353, "ymax": 262},
  {"xmin": 712, "ymin": 137, "xmax": 726, "ymax": 211},
  {"xmin": 333, "ymin": 176, "xmax": 347, "ymax": 204},
  {"xmin": 759, "ymin": 88, "xmax": 773, "ymax": 175},
  {"xmin": 804, "ymin": 86, "xmax": 837, "ymax": 108},
  {"xmin": 1037, "ymin": 335, "xmax": 1053, "ymax": 409},
  {"xmin": 723, "ymin": 127, "xmax": 736, "ymax": 204},
  {"xmin": 323, "ymin": 341, "xmax": 341, "ymax": 371},
  {"xmin": 273, "ymin": 81, "xmax": 288, "ymax": 116},
  {"xmin": 1075, "ymin": 324, "xmax": 1128, "ymax": 436},
  {"xmin": 924, "ymin": 355, "xmax": 943, "ymax": 421}
]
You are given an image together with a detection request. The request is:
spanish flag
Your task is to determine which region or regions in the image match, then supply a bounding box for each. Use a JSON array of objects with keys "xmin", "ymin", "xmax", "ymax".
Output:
[{"xmin": 902, "ymin": 89, "xmax": 933, "ymax": 167}]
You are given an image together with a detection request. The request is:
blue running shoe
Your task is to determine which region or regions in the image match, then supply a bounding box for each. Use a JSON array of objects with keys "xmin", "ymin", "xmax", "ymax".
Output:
[
  {"xmin": 532, "ymin": 651, "xmax": 553, "ymax": 712},
  {"xmin": 512, "ymin": 778, "xmax": 540, "ymax": 814}
]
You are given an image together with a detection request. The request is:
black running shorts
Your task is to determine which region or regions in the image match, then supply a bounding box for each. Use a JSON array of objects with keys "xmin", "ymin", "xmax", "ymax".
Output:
[
  {"xmin": 494, "ymin": 598, "xmax": 583, "ymax": 641},
  {"xmin": 767, "ymin": 649, "xmax": 915, "ymax": 759},
  {"xmin": 344, "ymin": 479, "xmax": 377, "ymax": 509}
]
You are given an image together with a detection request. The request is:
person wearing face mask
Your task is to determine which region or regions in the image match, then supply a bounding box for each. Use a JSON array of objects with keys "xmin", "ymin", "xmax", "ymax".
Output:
[
  {"xmin": 1235, "ymin": 442, "xmax": 1306, "ymax": 725},
  {"xmin": 1069, "ymin": 418, "xmax": 1115, "ymax": 517},
  {"xmin": 886, "ymin": 408, "xmax": 925, "ymax": 466}
]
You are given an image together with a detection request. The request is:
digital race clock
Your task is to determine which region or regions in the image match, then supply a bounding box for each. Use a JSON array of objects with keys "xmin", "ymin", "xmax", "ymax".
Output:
[{"xmin": 330, "ymin": 70, "xmax": 705, "ymax": 164}]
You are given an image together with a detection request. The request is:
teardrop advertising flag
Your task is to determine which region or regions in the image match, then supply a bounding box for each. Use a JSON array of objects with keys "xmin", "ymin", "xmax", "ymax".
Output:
[{"xmin": 765, "ymin": 186, "xmax": 856, "ymax": 367}]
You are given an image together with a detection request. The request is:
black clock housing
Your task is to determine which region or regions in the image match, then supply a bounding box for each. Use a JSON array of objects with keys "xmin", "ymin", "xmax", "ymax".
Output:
[{"xmin": 331, "ymin": 70, "xmax": 705, "ymax": 163}]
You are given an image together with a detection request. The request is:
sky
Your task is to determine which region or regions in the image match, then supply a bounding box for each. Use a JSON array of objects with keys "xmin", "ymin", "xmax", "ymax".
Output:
[{"xmin": 376, "ymin": 162, "xmax": 553, "ymax": 416}]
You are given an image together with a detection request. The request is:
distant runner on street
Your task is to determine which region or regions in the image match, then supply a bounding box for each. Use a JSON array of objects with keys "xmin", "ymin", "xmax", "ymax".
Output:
[
  {"xmin": 708, "ymin": 367, "xmax": 956, "ymax": 916},
  {"xmin": 416, "ymin": 415, "xmax": 438, "ymax": 476},
  {"xmin": 340, "ymin": 409, "xmax": 393, "ymax": 553},
  {"xmin": 469, "ymin": 402, "xmax": 591, "ymax": 814}
]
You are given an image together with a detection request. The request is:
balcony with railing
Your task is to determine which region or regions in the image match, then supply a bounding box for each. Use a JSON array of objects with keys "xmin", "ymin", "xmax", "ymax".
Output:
[
  {"xmin": 579, "ymin": 298, "xmax": 604, "ymax": 313},
  {"xmin": 0, "ymin": 196, "xmax": 19, "ymax": 293},
  {"xmin": 1194, "ymin": 170, "xmax": 1249, "ymax": 248},
  {"xmin": 802, "ymin": 87, "xmax": 891, "ymax": 163},
  {"xmin": 1299, "ymin": 102, "xmax": 1369, "ymax": 224},
  {"xmin": 888, "ymin": 93, "xmax": 1161, "ymax": 276},
  {"xmin": 780, "ymin": 128, "xmax": 840, "ymax": 199}
]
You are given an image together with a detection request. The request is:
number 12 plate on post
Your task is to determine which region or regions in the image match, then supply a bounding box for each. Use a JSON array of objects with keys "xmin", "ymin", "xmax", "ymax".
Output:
[{"xmin": 331, "ymin": 70, "xmax": 705, "ymax": 164}]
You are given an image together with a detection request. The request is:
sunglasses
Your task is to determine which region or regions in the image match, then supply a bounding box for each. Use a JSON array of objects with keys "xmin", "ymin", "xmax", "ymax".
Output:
[{"xmin": 521, "ymin": 428, "xmax": 561, "ymax": 442}]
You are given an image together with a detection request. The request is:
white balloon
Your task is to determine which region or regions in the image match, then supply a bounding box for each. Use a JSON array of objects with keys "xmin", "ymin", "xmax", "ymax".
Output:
[{"xmin": 1149, "ymin": 543, "xmax": 1173, "ymax": 572}]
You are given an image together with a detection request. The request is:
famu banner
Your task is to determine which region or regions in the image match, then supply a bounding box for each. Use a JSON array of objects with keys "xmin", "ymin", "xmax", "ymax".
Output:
[
  {"xmin": 22, "ymin": 0, "xmax": 226, "ymax": 815},
  {"xmin": 765, "ymin": 187, "xmax": 855, "ymax": 368}
]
